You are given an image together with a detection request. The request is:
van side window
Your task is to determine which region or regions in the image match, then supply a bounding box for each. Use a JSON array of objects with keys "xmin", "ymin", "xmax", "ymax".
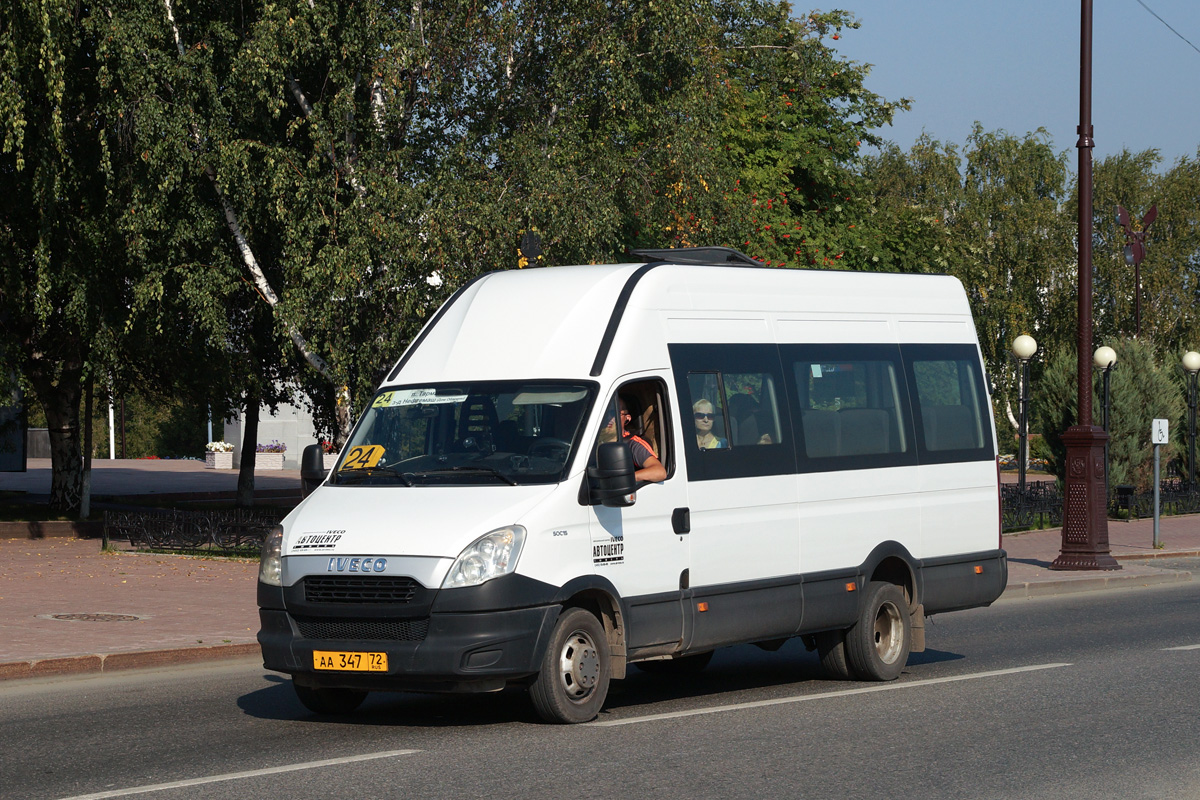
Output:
[
  {"xmin": 668, "ymin": 343, "xmax": 796, "ymax": 481},
  {"xmin": 904, "ymin": 345, "xmax": 994, "ymax": 462},
  {"xmin": 783, "ymin": 343, "xmax": 917, "ymax": 473},
  {"xmin": 794, "ymin": 358, "xmax": 908, "ymax": 458}
]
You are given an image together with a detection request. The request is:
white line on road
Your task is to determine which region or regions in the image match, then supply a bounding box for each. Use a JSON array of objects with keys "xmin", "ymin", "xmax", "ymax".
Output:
[
  {"xmin": 1163, "ymin": 644, "xmax": 1200, "ymax": 650},
  {"xmin": 590, "ymin": 663, "xmax": 1073, "ymax": 727},
  {"xmin": 56, "ymin": 749, "xmax": 422, "ymax": 800}
]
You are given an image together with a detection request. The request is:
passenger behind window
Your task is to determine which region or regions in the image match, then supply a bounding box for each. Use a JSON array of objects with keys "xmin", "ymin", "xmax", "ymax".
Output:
[
  {"xmin": 693, "ymin": 399, "xmax": 727, "ymax": 450},
  {"xmin": 727, "ymin": 392, "xmax": 774, "ymax": 445}
]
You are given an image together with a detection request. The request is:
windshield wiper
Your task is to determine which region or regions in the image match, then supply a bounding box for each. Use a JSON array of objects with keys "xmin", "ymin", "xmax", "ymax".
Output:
[
  {"xmin": 412, "ymin": 466, "xmax": 519, "ymax": 486},
  {"xmin": 335, "ymin": 466, "xmax": 413, "ymax": 486}
]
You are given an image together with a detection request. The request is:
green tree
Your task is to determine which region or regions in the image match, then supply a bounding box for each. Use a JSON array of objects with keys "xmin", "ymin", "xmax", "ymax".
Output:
[
  {"xmin": 719, "ymin": 8, "xmax": 910, "ymax": 268},
  {"xmin": 859, "ymin": 134, "xmax": 962, "ymax": 274},
  {"xmin": 1032, "ymin": 337, "xmax": 1185, "ymax": 492},
  {"xmin": 0, "ymin": 1, "xmax": 135, "ymax": 514}
]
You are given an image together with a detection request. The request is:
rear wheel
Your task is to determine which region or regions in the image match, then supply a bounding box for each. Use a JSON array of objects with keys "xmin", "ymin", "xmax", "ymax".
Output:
[
  {"xmin": 845, "ymin": 581, "xmax": 911, "ymax": 681},
  {"xmin": 293, "ymin": 682, "xmax": 368, "ymax": 715},
  {"xmin": 634, "ymin": 651, "xmax": 713, "ymax": 676},
  {"xmin": 815, "ymin": 630, "xmax": 853, "ymax": 681},
  {"xmin": 530, "ymin": 607, "xmax": 610, "ymax": 724}
]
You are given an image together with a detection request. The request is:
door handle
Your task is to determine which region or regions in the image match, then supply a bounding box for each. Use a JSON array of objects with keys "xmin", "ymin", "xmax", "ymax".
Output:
[{"xmin": 672, "ymin": 507, "xmax": 690, "ymax": 534}]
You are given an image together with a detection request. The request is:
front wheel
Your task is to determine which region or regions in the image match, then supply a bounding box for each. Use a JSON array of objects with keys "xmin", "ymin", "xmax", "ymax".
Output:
[
  {"xmin": 529, "ymin": 608, "xmax": 610, "ymax": 723},
  {"xmin": 845, "ymin": 581, "xmax": 911, "ymax": 681},
  {"xmin": 293, "ymin": 682, "xmax": 368, "ymax": 715}
]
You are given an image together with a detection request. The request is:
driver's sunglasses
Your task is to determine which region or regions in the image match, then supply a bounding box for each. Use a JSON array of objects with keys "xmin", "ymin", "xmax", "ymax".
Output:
[{"xmin": 694, "ymin": 412, "xmax": 714, "ymax": 420}]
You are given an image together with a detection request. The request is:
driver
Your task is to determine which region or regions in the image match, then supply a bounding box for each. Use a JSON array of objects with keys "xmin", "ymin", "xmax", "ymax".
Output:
[{"xmin": 599, "ymin": 396, "xmax": 666, "ymax": 483}]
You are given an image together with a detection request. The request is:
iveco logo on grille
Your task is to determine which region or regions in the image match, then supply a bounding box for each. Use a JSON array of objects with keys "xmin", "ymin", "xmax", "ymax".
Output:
[{"xmin": 327, "ymin": 557, "xmax": 388, "ymax": 573}]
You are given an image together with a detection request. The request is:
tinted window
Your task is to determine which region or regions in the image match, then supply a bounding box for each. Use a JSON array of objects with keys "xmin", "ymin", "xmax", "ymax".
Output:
[
  {"xmin": 784, "ymin": 344, "xmax": 917, "ymax": 473},
  {"xmin": 904, "ymin": 345, "xmax": 994, "ymax": 462},
  {"xmin": 669, "ymin": 344, "xmax": 795, "ymax": 481}
]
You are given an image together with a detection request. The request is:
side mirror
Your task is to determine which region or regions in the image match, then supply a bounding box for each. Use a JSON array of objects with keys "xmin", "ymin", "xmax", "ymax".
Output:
[
  {"xmin": 587, "ymin": 442, "xmax": 637, "ymax": 507},
  {"xmin": 300, "ymin": 444, "xmax": 327, "ymax": 497}
]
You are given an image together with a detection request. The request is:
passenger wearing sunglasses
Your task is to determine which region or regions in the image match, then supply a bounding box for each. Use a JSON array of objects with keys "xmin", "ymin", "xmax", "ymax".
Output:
[{"xmin": 693, "ymin": 399, "xmax": 727, "ymax": 450}]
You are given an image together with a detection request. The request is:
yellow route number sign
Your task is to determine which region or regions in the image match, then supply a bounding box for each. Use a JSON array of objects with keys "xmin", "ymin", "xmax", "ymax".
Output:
[{"xmin": 339, "ymin": 444, "xmax": 385, "ymax": 470}]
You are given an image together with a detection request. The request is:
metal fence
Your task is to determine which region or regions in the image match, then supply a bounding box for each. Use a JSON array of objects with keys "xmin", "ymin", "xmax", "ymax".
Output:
[
  {"xmin": 1001, "ymin": 482, "xmax": 1064, "ymax": 532},
  {"xmin": 103, "ymin": 508, "xmax": 285, "ymax": 553},
  {"xmin": 1001, "ymin": 473, "xmax": 1200, "ymax": 532}
]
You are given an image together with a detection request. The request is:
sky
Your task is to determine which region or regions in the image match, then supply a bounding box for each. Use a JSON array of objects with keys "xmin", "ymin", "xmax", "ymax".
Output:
[{"xmin": 831, "ymin": 0, "xmax": 1200, "ymax": 169}]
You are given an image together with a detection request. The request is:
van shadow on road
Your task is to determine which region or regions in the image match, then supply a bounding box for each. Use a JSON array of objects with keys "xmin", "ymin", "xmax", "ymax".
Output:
[{"xmin": 236, "ymin": 640, "xmax": 967, "ymax": 728}]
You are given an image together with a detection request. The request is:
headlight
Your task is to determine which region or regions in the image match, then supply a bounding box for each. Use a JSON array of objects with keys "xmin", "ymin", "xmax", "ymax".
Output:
[
  {"xmin": 259, "ymin": 525, "xmax": 284, "ymax": 586},
  {"xmin": 442, "ymin": 525, "xmax": 527, "ymax": 589}
]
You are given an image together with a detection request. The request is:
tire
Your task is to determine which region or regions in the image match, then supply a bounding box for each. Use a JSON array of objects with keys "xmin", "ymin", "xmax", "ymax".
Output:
[
  {"xmin": 529, "ymin": 608, "xmax": 610, "ymax": 724},
  {"xmin": 293, "ymin": 682, "xmax": 368, "ymax": 715},
  {"xmin": 634, "ymin": 651, "xmax": 713, "ymax": 676},
  {"xmin": 845, "ymin": 581, "xmax": 911, "ymax": 681},
  {"xmin": 815, "ymin": 630, "xmax": 854, "ymax": 681}
]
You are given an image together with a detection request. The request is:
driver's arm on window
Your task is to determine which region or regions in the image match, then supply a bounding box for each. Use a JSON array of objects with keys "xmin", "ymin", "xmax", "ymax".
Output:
[{"xmin": 635, "ymin": 453, "xmax": 667, "ymax": 483}]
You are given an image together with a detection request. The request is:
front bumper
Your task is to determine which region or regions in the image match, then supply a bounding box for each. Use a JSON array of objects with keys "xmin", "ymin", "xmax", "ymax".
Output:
[{"xmin": 258, "ymin": 602, "xmax": 561, "ymax": 693}]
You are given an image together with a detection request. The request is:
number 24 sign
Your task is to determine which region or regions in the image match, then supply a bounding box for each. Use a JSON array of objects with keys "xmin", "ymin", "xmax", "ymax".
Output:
[{"xmin": 340, "ymin": 444, "xmax": 385, "ymax": 470}]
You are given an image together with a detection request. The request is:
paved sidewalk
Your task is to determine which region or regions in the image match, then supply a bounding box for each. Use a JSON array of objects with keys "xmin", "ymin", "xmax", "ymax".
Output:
[
  {"xmin": 0, "ymin": 537, "xmax": 261, "ymax": 680},
  {"xmin": 1, "ymin": 461, "xmax": 1196, "ymax": 682},
  {"xmin": 0, "ymin": 458, "xmax": 303, "ymax": 500}
]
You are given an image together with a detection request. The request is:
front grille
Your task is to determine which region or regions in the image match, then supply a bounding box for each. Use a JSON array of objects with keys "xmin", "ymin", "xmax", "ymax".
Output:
[
  {"xmin": 303, "ymin": 576, "xmax": 419, "ymax": 604},
  {"xmin": 294, "ymin": 616, "xmax": 430, "ymax": 642}
]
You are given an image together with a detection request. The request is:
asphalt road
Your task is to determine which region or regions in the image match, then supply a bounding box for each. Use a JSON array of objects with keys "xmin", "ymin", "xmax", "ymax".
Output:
[{"xmin": 5, "ymin": 571, "xmax": 1200, "ymax": 800}]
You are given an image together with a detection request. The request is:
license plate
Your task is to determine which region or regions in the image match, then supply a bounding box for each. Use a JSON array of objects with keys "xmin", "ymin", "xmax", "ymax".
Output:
[{"xmin": 313, "ymin": 650, "xmax": 388, "ymax": 672}]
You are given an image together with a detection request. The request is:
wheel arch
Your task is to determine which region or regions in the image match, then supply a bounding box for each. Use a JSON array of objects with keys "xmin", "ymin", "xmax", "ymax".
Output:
[
  {"xmin": 861, "ymin": 541, "xmax": 920, "ymax": 612},
  {"xmin": 552, "ymin": 575, "xmax": 627, "ymax": 679}
]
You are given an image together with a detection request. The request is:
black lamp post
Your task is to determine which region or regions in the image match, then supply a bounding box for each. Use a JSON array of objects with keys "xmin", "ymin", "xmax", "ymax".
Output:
[
  {"xmin": 1184, "ymin": 350, "xmax": 1200, "ymax": 491},
  {"xmin": 1012, "ymin": 335, "xmax": 1038, "ymax": 494},
  {"xmin": 1094, "ymin": 345, "xmax": 1116, "ymax": 506}
]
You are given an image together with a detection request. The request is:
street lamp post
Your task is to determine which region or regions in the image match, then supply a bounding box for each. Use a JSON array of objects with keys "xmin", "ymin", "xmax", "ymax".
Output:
[
  {"xmin": 1117, "ymin": 204, "xmax": 1157, "ymax": 338},
  {"xmin": 1012, "ymin": 335, "xmax": 1038, "ymax": 494},
  {"xmin": 1094, "ymin": 346, "xmax": 1116, "ymax": 507},
  {"xmin": 1183, "ymin": 351, "xmax": 1200, "ymax": 492},
  {"xmin": 1053, "ymin": 0, "xmax": 1119, "ymax": 570}
]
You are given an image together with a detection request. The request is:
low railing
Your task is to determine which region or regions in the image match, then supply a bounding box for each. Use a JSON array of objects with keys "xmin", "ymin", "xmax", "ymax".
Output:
[
  {"xmin": 1001, "ymin": 474, "xmax": 1200, "ymax": 532},
  {"xmin": 103, "ymin": 509, "xmax": 285, "ymax": 553},
  {"xmin": 1001, "ymin": 482, "xmax": 1064, "ymax": 532}
]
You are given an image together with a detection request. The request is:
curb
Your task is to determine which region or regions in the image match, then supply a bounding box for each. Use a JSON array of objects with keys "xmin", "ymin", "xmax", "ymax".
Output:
[
  {"xmin": 0, "ymin": 642, "xmax": 261, "ymax": 682},
  {"xmin": 1000, "ymin": 567, "xmax": 1192, "ymax": 601},
  {"xmin": 0, "ymin": 521, "xmax": 104, "ymax": 540}
]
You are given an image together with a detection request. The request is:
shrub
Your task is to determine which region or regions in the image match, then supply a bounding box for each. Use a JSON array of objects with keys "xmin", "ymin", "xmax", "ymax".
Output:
[{"xmin": 1031, "ymin": 337, "xmax": 1185, "ymax": 492}]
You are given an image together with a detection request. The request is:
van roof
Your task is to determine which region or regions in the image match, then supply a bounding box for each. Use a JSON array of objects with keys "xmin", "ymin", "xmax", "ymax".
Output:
[{"xmin": 386, "ymin": 261, "xmax": 974, "ymax": 387}]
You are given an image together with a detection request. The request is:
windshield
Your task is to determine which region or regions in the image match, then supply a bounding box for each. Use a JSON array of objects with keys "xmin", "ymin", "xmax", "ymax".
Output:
[{"xmin": 331, "ymin": 382, "xmax": 597, "ymax": 486}]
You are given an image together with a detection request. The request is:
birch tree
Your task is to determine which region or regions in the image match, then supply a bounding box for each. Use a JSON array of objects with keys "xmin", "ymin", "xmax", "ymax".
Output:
[{"xmin": 0, "ymin": 1, "xmax": 132, "ymax": 514}]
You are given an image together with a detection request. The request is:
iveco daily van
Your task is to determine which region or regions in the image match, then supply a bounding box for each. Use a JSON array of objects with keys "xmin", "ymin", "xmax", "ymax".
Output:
[{"xmin": 257, "ymin": 247, "xmax": 1007, "ymax": 723}]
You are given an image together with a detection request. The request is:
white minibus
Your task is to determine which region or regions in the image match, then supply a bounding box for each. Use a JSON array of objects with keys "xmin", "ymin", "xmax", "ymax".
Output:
[{"xmin": 257, "ymin": 247, "xmax": 1007, "ymax": 723}]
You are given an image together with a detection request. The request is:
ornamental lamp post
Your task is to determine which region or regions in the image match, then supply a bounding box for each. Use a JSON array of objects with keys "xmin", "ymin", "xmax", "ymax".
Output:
[
  {"xmin": 1183, "ymin": 350, "xmax": 1200, "ymax": 491},
  {"xmin": 1012, "ymin": 335, "xmax": 1038, "ymax": 494},
  {"xmin": 1053, "ymin": 0, "xmax": 1119, "ymax": 570},
  {"xmin": 1094, "ymin": 345, "xmax": 1116, "ymax": 505}
]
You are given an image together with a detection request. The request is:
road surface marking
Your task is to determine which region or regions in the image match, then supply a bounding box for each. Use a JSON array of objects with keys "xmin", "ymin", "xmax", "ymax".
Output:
[
  {"xmin": 57, "ymin": 749, "xmax": 421, "ymax": 799},
  {"xmin": 590, "ymin": 663, "xmax": 1072, "ymax": 727},
  {"xmin": 1163, "ymin": 644, "xmax": 1200, "ymax": 650}
]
